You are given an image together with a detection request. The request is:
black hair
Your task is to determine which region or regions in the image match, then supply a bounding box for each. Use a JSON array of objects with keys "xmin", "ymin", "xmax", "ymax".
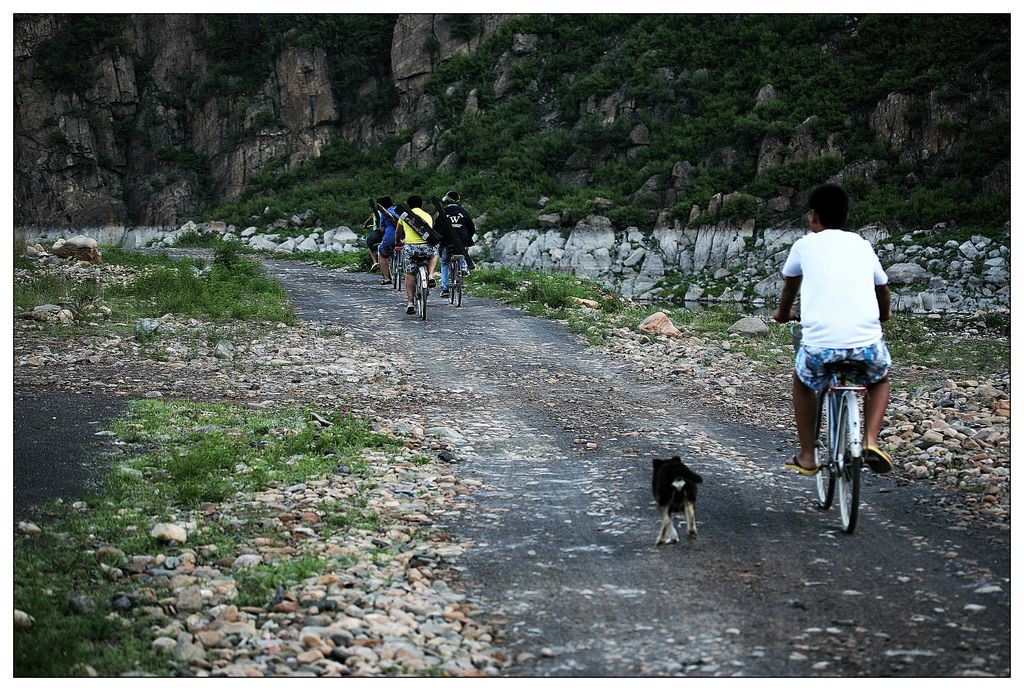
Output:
[
  {"xmin": 808, "ymin": 183, "xmax": 848, "ymax": 229},
  {"xmin": 443, "ymin": 191, "xmax": 460, "ymax": 203},
  {"xmin": 377, "ymin": 196, "xmax": 392, "ymax": 207},
  {"xmin": 407, "ymin": 195, "xmax": 423, "ymax": 209}
]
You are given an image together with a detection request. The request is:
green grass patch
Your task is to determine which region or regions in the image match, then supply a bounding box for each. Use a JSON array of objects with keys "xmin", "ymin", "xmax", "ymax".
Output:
[
  {"xmin": 275, "ymin": 249, "xmax": 373, "ymax": 272},
  {"xmin": 233, "ymin": 554, "xmax": 337, "ymax": 608},
  {"xmin": 16, "ymin": 246, "xmax": 297, "ymax": 327},
  {"xmin": 106, "ymin": 251, "xmax": 296, "ymax": 324},
  {"xmin": 15, "ymin": 400, "xmax": 401, "ymax": 676},
  {"xmin": 114, "ymin": 400, "xmax": 396, "ymax": 496},
  {"xmin": 884, "ymin": 313, "xmax": 1009, "ymax": 377}
]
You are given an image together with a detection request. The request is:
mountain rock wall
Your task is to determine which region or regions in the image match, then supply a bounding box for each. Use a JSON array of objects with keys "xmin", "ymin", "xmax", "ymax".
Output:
[{"xmin": 14, "ymin": 13, "xmax": 511, "ymax": 228}]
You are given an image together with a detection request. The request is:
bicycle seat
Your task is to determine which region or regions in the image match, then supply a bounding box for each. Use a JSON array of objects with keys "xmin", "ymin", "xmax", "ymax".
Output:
[{"xmin": 823, "ymin": 360, "xmax": 869, "ymax": 381}]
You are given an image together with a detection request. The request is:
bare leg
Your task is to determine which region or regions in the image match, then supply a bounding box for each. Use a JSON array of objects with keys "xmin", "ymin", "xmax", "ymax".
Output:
[
  {"xmin": 380, "ymin": 258, "xmax": 391, "ymax": 282},
  {"xmin": 863, "ymin": 376, "xmax": 890, "ymax": 448},
  {"xmin": 685, "ymin": 500, "xmax": 698, "ymax": 539},
  {"xmin": 427, "ymin": 254, "xmax": 438, "ymax": 281},
  {"xmin": 793, "ymin": 373, "xmax": 818, "ymax": 470},
  {"xmin": 404, "ymin": 272, "xmax": 415, "ymax": 307}
]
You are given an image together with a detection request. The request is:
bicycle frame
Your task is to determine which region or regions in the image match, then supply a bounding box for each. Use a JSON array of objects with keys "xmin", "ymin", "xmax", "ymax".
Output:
[
  {"xmin": 824, "ymin": 379, "xmax": 865, "ymax": 465},
  {"xmin": 816, "ymin": 371, "xmax": 867, "ymax": 533}
]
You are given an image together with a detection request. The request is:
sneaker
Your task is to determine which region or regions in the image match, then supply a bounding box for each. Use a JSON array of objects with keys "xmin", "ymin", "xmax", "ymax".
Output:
[
  {"xmin": 427, "ymin": 278, "xmax": 437, "ymax": 288},
  {"xmin": 370, "ymin": 263, "xmax": 379, "ymax": 272},
  {"xmin": 405, "ymin": 304, "xmax": 415, "ymax": 315},
  {"xmin": 440, "ymin": 290, "xmax": 450, "ymax": 298},
  {"xmin": 460, "ymin": 269, "xmax": 470, "ymax": 277}
]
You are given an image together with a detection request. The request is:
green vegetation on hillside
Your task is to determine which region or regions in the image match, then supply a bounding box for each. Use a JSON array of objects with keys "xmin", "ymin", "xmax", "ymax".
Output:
[
  {"xmin": 35, "ymin": 15, "xmax": 132, "ymax": 92},
  {"xmin": 199, "ymin": 15, "xmax": 399, "ymax": 114},
  {"xmin": 205, "ymin": 14, "xmax": 1007, "ymax": 234}
]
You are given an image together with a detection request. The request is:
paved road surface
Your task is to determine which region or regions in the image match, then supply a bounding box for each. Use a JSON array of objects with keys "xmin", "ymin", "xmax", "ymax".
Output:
[{"xmin": 13, "ymin": 391, "xmax": 126, "ymax": 521}]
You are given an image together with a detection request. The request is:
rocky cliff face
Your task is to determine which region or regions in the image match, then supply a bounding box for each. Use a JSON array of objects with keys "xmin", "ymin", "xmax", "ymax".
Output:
[
  {"xmin": 14, "ymin": 13, "xmax": 511, "ymax": 228},
  {"xmin": 478, "ymin": 222, "xmax": 1010, "ymax": 314},
  {"xmin": 14, "ymin": 15, "xmax": 1008, "ymax": 233}
]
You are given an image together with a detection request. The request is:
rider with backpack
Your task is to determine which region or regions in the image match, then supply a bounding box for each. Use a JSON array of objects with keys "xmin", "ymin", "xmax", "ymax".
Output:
[{"xmin": 436, "ymin": 191, "xmax": 476, "ymax": 299}]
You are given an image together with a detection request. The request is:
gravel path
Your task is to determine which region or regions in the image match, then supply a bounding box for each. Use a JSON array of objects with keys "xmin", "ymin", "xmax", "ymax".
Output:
[{"xmin": 263, "ymin": 259, "xmax": 1010, "ymax": 677}]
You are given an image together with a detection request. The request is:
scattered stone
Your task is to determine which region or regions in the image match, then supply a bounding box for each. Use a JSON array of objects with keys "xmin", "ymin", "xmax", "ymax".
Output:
[
  {"xmin": 213, "ymin": 340, "xmax": 235, "ymax": 359},
  {"xmin": 638, "ymin": 311, "xmax": 683, "ymax": 339},
  {"xmin": 150, "ymin": 523, "xmax": 187, "ymax": 543},
  {"xmin": 232, "ymin": 554, "xmax": 263, "ymax": 569},
  {"xmin": 727, "ymin": 316, "xmax": 769, "ymax": 337},
  {"xmin": 134, "ymin": 318, "xmax": 160, "ymax": 338},
  {"xmin": 14, "ymin": 609, "xmax": 35, "ymax": 630},
  {"xmin": 68, "ymin": 595, "xmax": 95, "ymax": 614}
]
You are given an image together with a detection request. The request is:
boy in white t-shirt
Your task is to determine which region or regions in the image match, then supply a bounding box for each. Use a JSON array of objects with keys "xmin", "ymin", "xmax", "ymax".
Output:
[{"xmin": 772, "ymin": 184, "xmax": 894, "ymax": 475}]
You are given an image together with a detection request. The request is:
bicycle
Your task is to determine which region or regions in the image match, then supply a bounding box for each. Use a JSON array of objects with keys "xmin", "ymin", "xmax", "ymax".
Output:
[
  {"xmin": 371, "ymin": 242, "xmax": 388, "ymax": 283},
  {"xmin": 447, "ymin": 253, "xmax": 465, "ymax": 307},
  {"xmin": 792, "ymin": 324, "xmax": 867, "ymax": 534},
  {"xmin": 411, "ymin": 255, "xmax": 430, "ymax": 321},
  {"xmin": 390, "ymin": 246, "xmax": 403, "ymax": 291}
]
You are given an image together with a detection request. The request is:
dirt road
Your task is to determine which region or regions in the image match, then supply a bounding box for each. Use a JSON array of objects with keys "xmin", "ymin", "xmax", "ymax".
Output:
[{"xmin": 263, "ymin": 259, "xmax": 1010, "ymax": 677}]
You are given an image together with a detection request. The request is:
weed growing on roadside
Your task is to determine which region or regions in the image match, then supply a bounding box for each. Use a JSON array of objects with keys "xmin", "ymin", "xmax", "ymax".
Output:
[
  {"xmin": 233, "ymin": 554, "xmax": 337, "ymax": 608},
  {"xmin": 15, "ymin": 400, "xmax": 402, "ymax": 676}
]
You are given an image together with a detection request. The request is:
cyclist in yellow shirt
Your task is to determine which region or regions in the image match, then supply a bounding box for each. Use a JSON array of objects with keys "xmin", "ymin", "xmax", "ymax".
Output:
[{"xmin": 399, "ymin": 195, "xmax": 439, "ymax": 314}]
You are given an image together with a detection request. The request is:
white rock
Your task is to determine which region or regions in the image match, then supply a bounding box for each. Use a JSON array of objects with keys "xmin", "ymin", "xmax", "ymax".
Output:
[
  {"xmin": 150, "ymin": 523, "xmax": 187, "ymax": 543},
  {"xmin": 14, "ymin": 609, "xmax": 35, "ymax": 630},
  {"xmin": 232, "ymin": 554, "xmax": 263, "ymax": 569}
]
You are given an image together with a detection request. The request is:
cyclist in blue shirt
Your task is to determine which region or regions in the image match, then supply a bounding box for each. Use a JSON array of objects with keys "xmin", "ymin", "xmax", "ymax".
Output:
[{"xmin": 375, "ymin": 196, "xmax": 398, "ymax": 285}]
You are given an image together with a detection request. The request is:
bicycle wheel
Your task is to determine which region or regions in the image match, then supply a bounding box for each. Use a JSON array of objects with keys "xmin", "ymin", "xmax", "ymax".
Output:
[
  {"xmin": 455, "ymin": 278, "xmax": 462, "ymax": 307},
  {"xmin": 418, "ymin": 266, "xmax": 428, "ymax": 321},
  {"xmin": 815, "ymin": 393, "xmax": 835, "ymax": 510},
  {"xmin": 836, "ymin": 391, "xmax": 861, "ymax": 534}
]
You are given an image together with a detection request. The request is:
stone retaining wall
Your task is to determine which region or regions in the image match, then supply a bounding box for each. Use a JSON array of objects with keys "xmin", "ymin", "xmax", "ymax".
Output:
[
  {"xmin": 473, "ymin": 223, "xmax": 1010, "ymax": 314},
  {"xmin": 17, "ymin": 219, "xmax": 1010, "ymax": 314}
]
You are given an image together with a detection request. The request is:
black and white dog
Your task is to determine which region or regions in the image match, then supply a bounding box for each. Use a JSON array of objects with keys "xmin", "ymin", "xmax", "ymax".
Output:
[{"xmin": 652, "ymin": 456, "xmax": 702, "ymax": 544}]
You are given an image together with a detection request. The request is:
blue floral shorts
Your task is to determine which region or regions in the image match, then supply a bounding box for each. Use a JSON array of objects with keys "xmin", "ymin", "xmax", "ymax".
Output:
[
  {"xmin": 795, "ymin": 339, "xmax": 892, "ymax": 392},
  {"xmin": 403, "ymin": 243, "xmax": 437, "ymax": 274}
]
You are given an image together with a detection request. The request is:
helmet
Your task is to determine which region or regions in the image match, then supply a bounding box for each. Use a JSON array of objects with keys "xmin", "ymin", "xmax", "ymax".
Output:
[{"xmin": 442, "ymin": 191, "xmax": 460, "ymax": 204}]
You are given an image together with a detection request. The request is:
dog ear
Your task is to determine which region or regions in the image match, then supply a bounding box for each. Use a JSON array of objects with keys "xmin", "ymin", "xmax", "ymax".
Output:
[{"xmin": 672, "ymin": 455, "xmax": 682, "ymax": 462}]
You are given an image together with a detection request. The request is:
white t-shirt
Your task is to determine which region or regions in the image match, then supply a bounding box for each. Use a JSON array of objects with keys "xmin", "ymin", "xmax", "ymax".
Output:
[{"xmin": 781, "ymin": 228, "xmax": 888, "ymax": 349}]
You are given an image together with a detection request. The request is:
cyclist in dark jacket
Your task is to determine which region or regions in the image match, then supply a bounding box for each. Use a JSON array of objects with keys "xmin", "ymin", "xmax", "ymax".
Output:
[{"xmin": 437, "ymin": 191, "xmax": 476, "ymax": 298}]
